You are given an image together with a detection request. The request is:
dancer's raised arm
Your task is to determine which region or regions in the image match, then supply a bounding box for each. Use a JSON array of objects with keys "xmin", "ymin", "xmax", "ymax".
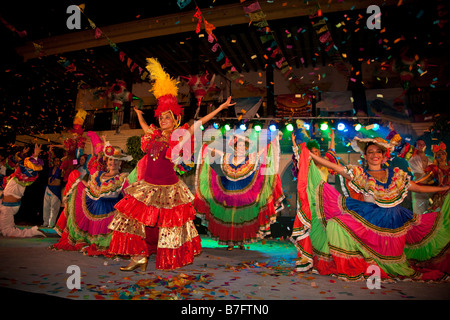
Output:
[
  {"xmin": 187, "ymin": 96, "xmax": 236, "ymax": 136},
  {"xmin": 134, "ymin": 107, "xmax": 150, "ymax": 134},
  {"xmin": 308, "ymin": 151, "xmax": 350, "ymax": 179}
]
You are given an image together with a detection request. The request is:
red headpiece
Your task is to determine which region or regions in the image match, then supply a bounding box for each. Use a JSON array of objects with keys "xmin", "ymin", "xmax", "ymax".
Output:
[
  {"xmin": 146, "ymin": 58, "xmax": 183, "ymax": 128},
  {"xmin": 432, "ymin": 141, "xmax": 447, "ymax": 154}
]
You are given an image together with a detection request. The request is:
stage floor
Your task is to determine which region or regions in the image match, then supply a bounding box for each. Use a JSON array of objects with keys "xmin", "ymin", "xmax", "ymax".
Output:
[{"xmin": 1, "ymin": 230, "xmax": 449, "ymax": 304}]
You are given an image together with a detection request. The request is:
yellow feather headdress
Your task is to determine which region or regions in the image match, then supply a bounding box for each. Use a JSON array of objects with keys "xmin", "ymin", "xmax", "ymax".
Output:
[{"xmin": 145, "ymin": 58, "xmax": 183, "ymax": 119}]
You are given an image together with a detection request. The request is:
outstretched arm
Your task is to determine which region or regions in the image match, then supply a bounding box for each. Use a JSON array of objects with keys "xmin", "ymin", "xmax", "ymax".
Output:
[
  {"xmin": 292, "ymin": 132, "xmax": 349, "ymax": 179},
  {"xmin": 309, "ymin": 151, "xmax": 350, "ymax": 179},
  {"xmin": 413, "ymin": 171, "xmax": 433, "ymax": 185},
  {"xmin": 187, "ymin": 96, "xmax": 236, "ymax": 136},
  {"xmin": 409, "ymin": 181, "xmax": 449, "ymax": 193},
  {"xmin": 33, "ymin": 144, "xmax": 42, "ymax": 159},
  {"xmin": 134, "ymin": 107, "xmax": 150, "ymax": 133}
]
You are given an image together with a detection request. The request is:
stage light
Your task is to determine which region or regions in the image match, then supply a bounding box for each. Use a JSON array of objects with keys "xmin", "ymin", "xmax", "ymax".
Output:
[
  {"xmin": 254, "ymin": 123, "xmax": 262, "ymax": 132},
  {"xmin": 239, "ymin": 123, "xmax": 247, "ymax": 131},
  {"xmin": 355, "ymin": 123, "xmax": 362, "ymax": 131},
  {"xmin": 200, "ymin": 125, "xmax": 205, "ymax": 131},
  {"xmin": 224, "ymin": 124, "xmax": 231, "ymax": 131},
  {"xmin": 213, "ymin": 122, "xmax": 220, "ymax": 129},
  {"xmin": 320, "ymin": 122, "xmax": 329, "ymax": 131},
  {"xmin": 269, "ymin": 124, "xmax": 277, "ymax": 132},
  {"xmin": 337, "ymin": 123, "xmax": 346, "ymax": 131},
  {"xmin": 286, "ymin": 123, "xmax": 294, "ymax": 132},
  {"xmin": 303, "ymin": 123, "xmax": 310, "ymax": 130}
]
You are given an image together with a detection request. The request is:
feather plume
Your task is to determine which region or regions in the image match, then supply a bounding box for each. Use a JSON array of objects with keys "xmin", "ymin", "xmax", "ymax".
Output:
[{"xmin": 146, "ymin": 57, "xmax": 179, "ymax": 99}]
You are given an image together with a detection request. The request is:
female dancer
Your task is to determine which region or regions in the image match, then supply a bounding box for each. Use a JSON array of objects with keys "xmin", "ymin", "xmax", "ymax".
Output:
[
  {"xmin": 52, "ymin": 138, "xmax": 131, "ymax": 256},
  {"xmin": 195, "ymin": 131, "xmax": 284, "ymax": 250},
  {"xmin": 292, "ymin": 135, "xmax": 450, "ymax": 281},
  {"xmin": 291, "ymin": 123, "xmax": 340, "ymax": 183},
  {"xmin": 0, "ymin": 144, "xmax": 46, "ymax": 237},
  {"xmin": 107, "ymin": 57, "xmax": 235, "ymax": 271}
]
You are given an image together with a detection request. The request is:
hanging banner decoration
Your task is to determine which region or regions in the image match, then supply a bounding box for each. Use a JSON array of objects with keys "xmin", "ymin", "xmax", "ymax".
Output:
[
  {"xmin": 177, "ymin": 0, "xmax": 192, "ymax": 10},
  {"xmin": 193, "ymin": 6, "xmax": 241, "ymax": 81},
  {"xmin": 241, "ymin": 0, "xmax": 310, "ymax": 95},
  {"xmin": 0, "ymin": 15, "xmax": 27, "ymax": 38},
  {"xmin": 308, "ymin": 1, "xmax": 350, "ymax": 77},
  {"xmin": 75, "ymin": 6, "xmax": 149, "ymax": 80}
]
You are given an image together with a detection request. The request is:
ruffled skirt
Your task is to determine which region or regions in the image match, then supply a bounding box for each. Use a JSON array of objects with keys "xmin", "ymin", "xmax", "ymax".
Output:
[
  {"xmin": 292, "ymin": 143, "xmax": 450, "ymax": 281},
  {"xmin": 108, "ymin": 179, "xmax": 202, "ymax": 270},
  {"xmin": 195, "ymin": 152, "xmax": 284, "ymax": 246},
  {"xmin": 52, "ymin": 179, "xmax": 119, "ymax": 257}
]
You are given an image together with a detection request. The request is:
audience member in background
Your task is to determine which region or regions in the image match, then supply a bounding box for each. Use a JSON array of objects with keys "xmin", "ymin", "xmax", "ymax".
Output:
[{"xmin": 42, "ymin": 145, "xmax": 62, "ymax": 228}]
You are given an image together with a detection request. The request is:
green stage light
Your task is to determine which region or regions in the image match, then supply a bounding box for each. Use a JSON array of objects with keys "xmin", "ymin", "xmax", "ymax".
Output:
[
  {"xmin": 320, "ymin": 123, "xmax": 329, "ymax": 131},
  {"xmin": 286, "ymin": 123, "xmax": 294, "ymax": 132}
]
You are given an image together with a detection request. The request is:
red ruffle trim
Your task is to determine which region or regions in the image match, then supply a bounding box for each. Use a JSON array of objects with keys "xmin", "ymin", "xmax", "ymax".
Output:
[
  {"xmin": 108, "ymin": 232, "xmax": 151, "ymax": 256},
  {"xmin": 156, "ymin": 236, "xmax": 202, "ymax": 270},
  {"xmin": 51, "ymin": 231, "xmax": 85, "ymax": 252},
  {"xmin": 114, "ymin": 195, "xmax": 196, "ymax": 228},
  {"xmin": 411, "ymin": 246, "xmax": 450, "ymax": 276},
  {"xmin": 82, "ymin": 244, "xmax": 115, "ymax": 258},
  {"xmin": 313, "ymin": 255, "xmax": 391, "ymax": 280},
  {"xmin": 314, "ymin": 254, "xmax": 449, "ymax": 281},
  {"xmin": 54, "ymin": 208, "xmax": 67, "ymax": 236},
  {"xmin": 196, "ymin": 197, "xmax": 278, "ymax": 243},
  {"xmin": 108, "ymin": 230, "xmax": 202, "ymax": 270}
]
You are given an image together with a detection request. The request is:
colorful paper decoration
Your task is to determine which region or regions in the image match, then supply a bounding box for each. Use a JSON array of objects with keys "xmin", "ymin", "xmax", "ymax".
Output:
[
  {"xmin": 193, "ymin": 6, "xmax": 240, "ymax": 81},
  {"xmin": 105, "ymin": 80, "xmax": 133, "ymax": 111},
  {"xmin": 182, "ymin": 73, "xmax": 216, "ymax": 107},
  {"xmin": 308, "ymin": 1, "xmax": 350, "ymax": 77}
]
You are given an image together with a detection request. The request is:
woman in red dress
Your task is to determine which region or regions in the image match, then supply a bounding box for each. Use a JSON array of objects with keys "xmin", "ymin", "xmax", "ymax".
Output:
[{"xmin": 108, "ymin": 58, "xmax": 235, "ymax": 271}]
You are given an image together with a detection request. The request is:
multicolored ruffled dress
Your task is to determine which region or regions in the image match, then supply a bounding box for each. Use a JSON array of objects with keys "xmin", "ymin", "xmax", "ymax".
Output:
[
  {"xmin": 52, "ymin": 168, "xmax": 129, "ymax": 257},
  {"xmin": 0, "ymin": 154, "xmax": 44, "ymax": 238},
  {"xmin": 291, "ymin": 142, "xmax": 450, "ymax": 281},
  {"xmin": 194, "ymin": 137, "xmax": 284, "ymax": 247},
  {"xmin": 107, "ymin": 124, "xmax": 202, "ymax": 270}
]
